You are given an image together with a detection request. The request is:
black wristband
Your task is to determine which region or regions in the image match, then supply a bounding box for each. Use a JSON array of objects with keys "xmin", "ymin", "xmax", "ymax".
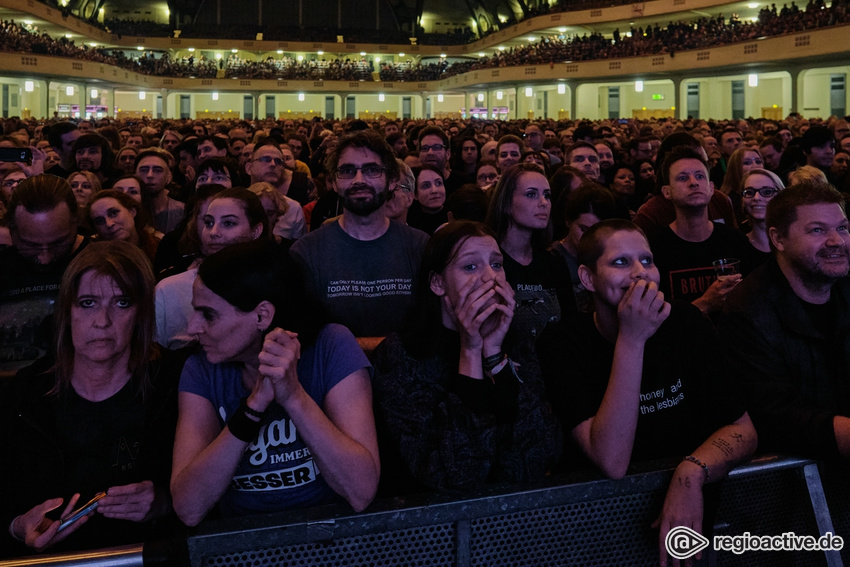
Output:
[
  {"xmin": 482, "ymin": 351, "xmax": 505, "ymax": 370},
  {"xmin": 228, "ymin": 408, "xmax": 262, "ymax": 442},
  {"xmin": 241, "ymin": 399, "xmax": 266, "ymax": 419}
]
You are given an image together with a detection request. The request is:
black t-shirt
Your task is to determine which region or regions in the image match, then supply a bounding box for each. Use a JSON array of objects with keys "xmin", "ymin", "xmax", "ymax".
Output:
[
  {"xmin": 444, "ymin": 170, "xmax": 472, "ymax": 197},
  {"xmin": 406, "ymin": 201, "xmax": 448, "ymax": 235},
  {"xmin": 501, "ymin": 246, "xmax": 575, "ymax": 348},
  {"xmin": 0, "ymin": 239, "xmax": 89, "ymax": 377},
  {"xmin": 54, "ymin": 380, "xmax": 149, "ymax": 497},
  {"xmin": 650, "ymin": 222, "xmax": 752, "ymax": 303},
  {"xmin": 537, "ymin": 302, "xmax": 746, "ymax": 465}
]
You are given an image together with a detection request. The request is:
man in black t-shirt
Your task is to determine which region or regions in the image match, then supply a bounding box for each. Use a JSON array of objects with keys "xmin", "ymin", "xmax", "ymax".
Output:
[
  {"xmin": 0, "ymin": 175, "xmax": 88, "ymax": 377},
  {"xmin": 650, "ymin": 146, "xmax": 750, "ymax": 317}
]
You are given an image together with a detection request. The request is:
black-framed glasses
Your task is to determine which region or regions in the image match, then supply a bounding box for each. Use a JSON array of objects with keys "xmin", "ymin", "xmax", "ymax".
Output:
[
  {"xmin": 420, "ymin": 144, "xmax": 447, "ymax": 153},
  {"xmin": 254, "ymin": 156, "xmax": 284, "ymax": 165},
  {"xmin": 336, "ymin": 164, "xmax": 386, "ymax": 179},
  {"xmin": 741, "ymin": 187, "xmax": 779, "ymax": 198}
]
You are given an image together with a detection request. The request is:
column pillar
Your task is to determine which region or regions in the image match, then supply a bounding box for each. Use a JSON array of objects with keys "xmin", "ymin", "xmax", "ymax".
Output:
[
  {"xmin": 670, "ymin": 76, "xmax": 682, "ymax": 120},
  {"xmin": 789, "ymin": 66, "xmax": 803, "ymax": 115},
  {"xmin": 78, "ymin": 83, "xmax": 86, "ymax": 119},
  {"xmin": 43, "ymin": 80, "xmax": 50, "ymax": 119},
  {"xmin": 570, "ymin": 82, "xmax": 577, "ymax": 121},
  {"xmin": 160, "ymin": 88, "xmax": 169, "ymax": 119}
]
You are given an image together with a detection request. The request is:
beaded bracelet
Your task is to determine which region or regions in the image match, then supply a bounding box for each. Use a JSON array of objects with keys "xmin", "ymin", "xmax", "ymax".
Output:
[{"xmin": 682, "ymin": 455, "xmax": 710, "ymax": 482}]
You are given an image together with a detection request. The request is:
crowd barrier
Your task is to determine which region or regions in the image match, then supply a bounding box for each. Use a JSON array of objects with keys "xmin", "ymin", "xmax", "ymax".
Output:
[{"xmin": 2, "ymin": 455, "xmax": 847, "ymax": 567}]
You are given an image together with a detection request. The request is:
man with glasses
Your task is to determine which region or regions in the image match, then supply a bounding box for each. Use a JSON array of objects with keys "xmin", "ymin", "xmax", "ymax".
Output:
[
  {"xmin": 527, "ymin": 123, "xmax": 561, "ymax": 167},
  {"xmin": 246, "ymin": 142, "xmax": 306, "ymax": 240},
  {"xmin": 0, "ymin": 175, "xmax": 88, "ymax": 377},
  {"xmin": 418, "ymin": 126, "xmax": 468, "ymax": 195},
  {"xmin": 291, "ymin": 130, "xmax": 428, "ymax": 350}
]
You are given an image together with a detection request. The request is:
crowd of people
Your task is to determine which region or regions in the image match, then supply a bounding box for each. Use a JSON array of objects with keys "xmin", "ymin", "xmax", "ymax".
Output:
[
  {"xmin": 6, "ymin": 0, "xmax": 850, "ymax": 83},
  {"xmin": 0, "ymin": 110, "xmax": 849, "ymax": 564},
  {"xmin": 224, "ymin": 55, "xmax": 375, "ymax": 81}
]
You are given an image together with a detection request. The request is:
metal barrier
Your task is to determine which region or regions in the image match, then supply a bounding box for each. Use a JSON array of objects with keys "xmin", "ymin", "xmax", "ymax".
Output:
[
  {"xmin": 0, "ymin": 544, "xmax": 143, "ymax": 567},
  {"xmin": 3, "ymin": 456, "xmax": 846, "ymax": 567}
]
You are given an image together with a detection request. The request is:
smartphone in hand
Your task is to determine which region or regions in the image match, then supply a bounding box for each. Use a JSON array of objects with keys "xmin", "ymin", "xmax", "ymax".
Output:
[{"xmin": 57, "ymin": 492, "xmax": 106, "ymax": 533}]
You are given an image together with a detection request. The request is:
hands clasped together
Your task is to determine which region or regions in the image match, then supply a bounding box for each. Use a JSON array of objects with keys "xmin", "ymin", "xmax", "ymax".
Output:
[{"xmin": 248, "ymin": 328, "xmax": 303, "ymax": 412}]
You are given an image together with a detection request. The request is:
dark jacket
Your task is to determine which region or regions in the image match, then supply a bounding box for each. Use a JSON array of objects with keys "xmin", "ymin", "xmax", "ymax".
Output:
[
  {"xmin": 371, "ymin": 329, "xmax": 562, "ymax": 495},
  {"xmin": 718, "ymin": 258, "xmax": 850, "ymax": 459},
  {"xmin": 0, "ymin": 360, "xmax": 177, "ymax": 558}
]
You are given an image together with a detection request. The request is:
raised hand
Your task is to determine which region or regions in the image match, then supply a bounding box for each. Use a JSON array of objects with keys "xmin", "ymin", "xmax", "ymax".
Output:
[
  {"xmin": 693, "ymin": 274, "xmax": 742, "ymax": 315},
  {"xmin": 617, "ymin": 279, "xmax": 671, "ymax": 343}
]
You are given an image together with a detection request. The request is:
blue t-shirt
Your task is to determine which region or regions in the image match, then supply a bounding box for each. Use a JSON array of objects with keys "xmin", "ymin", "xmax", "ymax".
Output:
[{"xmin": 179, "ymin": 324, "xmax": 370, "ymax": 516}]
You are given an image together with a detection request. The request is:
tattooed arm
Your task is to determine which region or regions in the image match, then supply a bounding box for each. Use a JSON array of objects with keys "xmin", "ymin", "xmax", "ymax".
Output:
[{"xmin": 653, "ymin": 412, "xmax": 757, "ymax": 567}]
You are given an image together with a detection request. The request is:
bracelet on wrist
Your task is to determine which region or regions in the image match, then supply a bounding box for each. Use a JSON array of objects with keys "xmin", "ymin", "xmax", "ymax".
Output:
[
  {"xmin": 682, "ymin": 455, "xmax": 710, "ymax": 483},
  {"xmin": 482, "ymin": 351, "xmax": 506, "ymax": 371},
  {"xmin": 228, "ymin": 407, "xmax": 263, "ymax": 442}
]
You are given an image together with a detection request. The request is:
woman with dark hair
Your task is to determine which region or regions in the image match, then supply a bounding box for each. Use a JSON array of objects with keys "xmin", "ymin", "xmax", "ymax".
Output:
[
  {"xmin": 152, "ymin": 184, "xmax": 227, "ymax": 278},
  {"xmin": 67, "ymin": 171, "xmax": 101, "ymax": 209},
  {"xmin": 114, "ymin": 147, "xmax": 140, "ymax": 175},
  {"xmin": 372, "ymin": 221, "xmax": 560, "ymax": 494},
  {"xmin": 475, "ymin": 160, "xmax": 500, "ymax": 192},
  {"xmin": 110, "ymin": 174, "xmax": 145, "ymax": 204},
  {"xmin": 607, "ymin": 163, "xmax": 637, "ymax": 220},
  {"xmin": 86, "ymin": 190, "xmax": 161, "ymax": 262},
  {"xmin": 451, "ymin": 137, "xmax": 481, "ymax": 178},
  {"xmin": 1, "ymin": 241, "xmax": 175, "ymax": 556},
  {"xmin": 632, "ymin": 158, "xmax": 656, "ymax": 208},
  {"xmin": 407, "ymin": 165, "xmax": 449, "ymax": 235},
  {"xmin": 551, "ymin": 185, "xmax": 617, "ymax": 312},
  {"xmin": 171, "ymin": 239, "xmax": 379, "ymax": 524},
  {"xmin": 486, "ymin": 163, "xmax": 573, "ymax": 348},
  {"xmin": 155, "ymin": 187, "xmax": 269, "ymax": 350},
  {"xmin": 548, "ymin": 164, "xmax": 588, "ymax": 207},
  {"xmin": 522, "ymin": 150, "xmax": 551, "ymax": 177}
]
